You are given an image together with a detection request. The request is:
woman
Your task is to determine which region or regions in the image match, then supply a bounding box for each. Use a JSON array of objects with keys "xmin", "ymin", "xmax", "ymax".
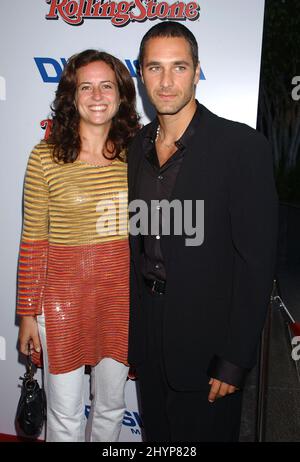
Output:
[{"xmin": 17, "ymin": 49, "xmax": 140, "ymax": 442}]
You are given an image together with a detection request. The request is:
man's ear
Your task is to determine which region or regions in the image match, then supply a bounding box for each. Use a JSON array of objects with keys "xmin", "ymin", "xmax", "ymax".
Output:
[
  {"xmin": 194, "ymin": 62, "xmax": 201, "ymax": 85},
  {"xmin": 140, "ymin": 69, "xmax": 144, "ymax": 84}
]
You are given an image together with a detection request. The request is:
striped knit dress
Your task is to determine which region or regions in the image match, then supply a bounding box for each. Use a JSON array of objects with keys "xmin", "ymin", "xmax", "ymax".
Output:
[{"xmin": 17, "ymin": 142, "xmax": 129, "ymax": 374}]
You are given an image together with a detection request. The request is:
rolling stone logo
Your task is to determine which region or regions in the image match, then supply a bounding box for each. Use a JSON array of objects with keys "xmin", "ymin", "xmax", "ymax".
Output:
[{"xmin": 45, "ymin": 0, "xmax": 200, "ymax": 27}]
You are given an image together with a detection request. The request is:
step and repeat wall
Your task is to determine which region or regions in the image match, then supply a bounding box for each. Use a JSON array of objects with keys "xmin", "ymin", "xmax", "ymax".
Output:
[{"xmin": 0, "ymin": 0, "xmax": 265, "ymax": 440}]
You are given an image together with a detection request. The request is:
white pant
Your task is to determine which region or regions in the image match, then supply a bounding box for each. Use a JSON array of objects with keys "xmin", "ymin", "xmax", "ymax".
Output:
[{"xmin": 37, "ymin": 314, "xmax": 129, "ymax": 442}]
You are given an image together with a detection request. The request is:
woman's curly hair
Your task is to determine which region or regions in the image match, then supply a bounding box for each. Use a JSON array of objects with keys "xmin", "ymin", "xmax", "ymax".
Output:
[{"xmin": 47, "ymin": 49, "xmax": 140, "ymax": 163}]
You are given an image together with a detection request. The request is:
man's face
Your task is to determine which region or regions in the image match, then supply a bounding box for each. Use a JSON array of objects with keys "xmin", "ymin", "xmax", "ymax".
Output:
[{"xmin": 141, "ymin": 36, "xmax": 200, "ymax": 115}]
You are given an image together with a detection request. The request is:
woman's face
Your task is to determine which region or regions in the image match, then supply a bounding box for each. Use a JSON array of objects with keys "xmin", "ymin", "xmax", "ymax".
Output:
[{"xmin": 75, "ymin": 60, "xmax": 120, "ymax": 130}]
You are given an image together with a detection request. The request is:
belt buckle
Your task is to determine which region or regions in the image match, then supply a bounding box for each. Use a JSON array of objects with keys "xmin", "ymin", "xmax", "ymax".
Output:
[
  {"xmin": 151, "ymin": 280, "xmax": 157, "ymax": 293},
  {"xmin": 152, "ymin": 279, "xmax": 163, "ymax": 295}
]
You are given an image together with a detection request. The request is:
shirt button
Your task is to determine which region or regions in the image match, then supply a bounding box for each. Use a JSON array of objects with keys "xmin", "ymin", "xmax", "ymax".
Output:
[
  {"xmin": 156, "ymin": 235, "xmax": 161, "ymax": 240},
  {"xmin": 158, "ymin": 175, "xmax": 163, "ymax": 180}
]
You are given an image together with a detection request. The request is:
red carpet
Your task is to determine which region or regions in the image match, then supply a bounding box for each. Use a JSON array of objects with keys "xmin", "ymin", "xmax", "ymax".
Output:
[{"xmin": 0, "ymin": 433, "xmax": 43, "ymax": 442}]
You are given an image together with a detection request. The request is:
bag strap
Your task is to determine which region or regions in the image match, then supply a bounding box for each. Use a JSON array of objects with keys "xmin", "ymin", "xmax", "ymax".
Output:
[{"xmin": 23, "ymin": 345, "xmax": 35, "ymax": 382}]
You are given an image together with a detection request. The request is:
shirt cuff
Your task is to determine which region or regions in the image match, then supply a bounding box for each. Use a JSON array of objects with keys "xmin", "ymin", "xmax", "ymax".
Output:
[{"xmin": 207, "ymin": 355, "xmax": 249, "ymax": 389}]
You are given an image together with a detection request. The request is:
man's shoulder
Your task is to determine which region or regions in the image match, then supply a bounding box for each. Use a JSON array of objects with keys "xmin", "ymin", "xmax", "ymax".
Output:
[
  {"xmin": 133, "ymin": 120, "xmax": 155, "ymax": 141},
  {"xmin": 128, "ymin": 120, "xmax": 155, "ymax": 160},
  {"xmin": 201, "ymin": 104, "xmax": 267, "ymax": 144},
  {"xmin": 194, "ymin": 104, "xmax": 272, "ymax": 171}
]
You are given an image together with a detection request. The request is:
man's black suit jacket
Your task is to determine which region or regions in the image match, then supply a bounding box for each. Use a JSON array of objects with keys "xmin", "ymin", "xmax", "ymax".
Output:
[{"xmin": 128, "ymin": 103, "xmax": 278, "ymax": 391}]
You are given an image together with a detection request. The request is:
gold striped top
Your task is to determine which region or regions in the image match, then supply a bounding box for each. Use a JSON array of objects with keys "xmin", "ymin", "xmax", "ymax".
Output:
[{"xmin": 23, "ymin": 142, "xmax": 128, "ymax": 245}]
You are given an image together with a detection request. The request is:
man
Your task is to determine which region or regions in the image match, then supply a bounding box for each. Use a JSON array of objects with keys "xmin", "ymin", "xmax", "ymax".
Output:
[{"xmin": 128, "ymin": 22, "xmax": 278, "ymax": 442}]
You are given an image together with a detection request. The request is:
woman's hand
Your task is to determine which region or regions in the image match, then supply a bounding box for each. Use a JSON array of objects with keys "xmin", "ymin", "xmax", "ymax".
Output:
[{"xmin": 18, "ymin": 316, "xmax": 41, "ymax": 355}]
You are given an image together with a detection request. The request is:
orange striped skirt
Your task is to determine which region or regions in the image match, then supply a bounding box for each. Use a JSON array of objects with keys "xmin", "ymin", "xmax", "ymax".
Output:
[{"xmin": 31, "ymin": 239, "xmax": 129, "ymax": 374}]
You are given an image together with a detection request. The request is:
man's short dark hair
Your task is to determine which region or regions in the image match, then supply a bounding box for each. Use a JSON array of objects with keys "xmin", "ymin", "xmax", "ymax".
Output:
[{"xmin": 139, "ymin": 21, "xmax": 199, "ymax": 70}]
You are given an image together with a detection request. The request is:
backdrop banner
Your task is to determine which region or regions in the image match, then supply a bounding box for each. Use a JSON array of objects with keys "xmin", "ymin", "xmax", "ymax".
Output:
[{"xmin": 0, "ymin": 0, "xmax": 266, "ymax": 441}]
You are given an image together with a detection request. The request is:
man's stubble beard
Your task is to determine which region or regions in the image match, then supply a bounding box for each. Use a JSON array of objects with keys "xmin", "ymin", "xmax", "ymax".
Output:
[{"xmin": 148, "ymin": 89, "xmax": 196, "ymax": 116}]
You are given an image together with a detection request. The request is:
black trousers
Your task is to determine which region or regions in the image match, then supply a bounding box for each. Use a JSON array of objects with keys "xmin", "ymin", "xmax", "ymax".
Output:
[{"xmin": 136, "ymin": 284, "xmax": 243, "ymax": 442}]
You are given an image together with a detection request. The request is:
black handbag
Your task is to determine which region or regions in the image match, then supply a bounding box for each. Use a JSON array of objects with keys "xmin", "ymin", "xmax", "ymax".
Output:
[{"xmin": 16, "ymin": 350, "xmax": 46, "ymax": 437}]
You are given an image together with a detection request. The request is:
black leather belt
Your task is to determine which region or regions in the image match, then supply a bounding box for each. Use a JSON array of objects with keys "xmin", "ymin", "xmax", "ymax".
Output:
[{"xmin": 144, "ymin": 278, "xmax": 166, "ymax": 295}]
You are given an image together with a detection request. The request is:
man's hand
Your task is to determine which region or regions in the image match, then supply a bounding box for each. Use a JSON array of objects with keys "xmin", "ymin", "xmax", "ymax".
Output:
[
  {"xmin": 18, "ymin": 316, "xmax": 41, "ymax": 355},
  {"xmin": 208, "ymin": 378, "xmax": 238, "ymax": 403}
]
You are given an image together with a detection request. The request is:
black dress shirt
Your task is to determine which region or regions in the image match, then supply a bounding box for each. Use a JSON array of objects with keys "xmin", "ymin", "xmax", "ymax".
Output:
[{"xmin": 139, "ymin": 103, "xmax": 202, "ymax": 281}]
